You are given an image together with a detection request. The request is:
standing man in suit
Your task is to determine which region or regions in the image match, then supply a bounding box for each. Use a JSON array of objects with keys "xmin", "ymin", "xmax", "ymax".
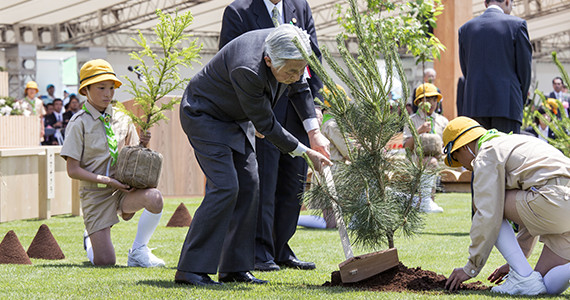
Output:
[
  {"xmin": 548, "ymin": 77, "xmax": 564, "ymax": 100},
  {"xmin": 219, "ymin": 0, "xmax": 329, "ymax": 272},
  {"xmin": 458, "ymin": 0, "xmax": 532, "ymax": 134},
  {"xmin": 175, "ymin": 25, "xmax": 331, "ymax": 286}
]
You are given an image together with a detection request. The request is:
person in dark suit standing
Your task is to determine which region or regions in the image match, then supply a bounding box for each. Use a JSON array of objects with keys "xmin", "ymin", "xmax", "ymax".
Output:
[
  {"xmin": 219, "ymin": 0, "xmax": 329, "ymax": 272},
  {"xmin": 458, "ymin": 0, "xmax": 532, "ymax": 134},
  {"xmin": 548, "ymin": 77, "xmax": 564, "ymax": 100},
  {"xmin": 175, "ymin": 25, "xmax": 331, "ymax": 286}
]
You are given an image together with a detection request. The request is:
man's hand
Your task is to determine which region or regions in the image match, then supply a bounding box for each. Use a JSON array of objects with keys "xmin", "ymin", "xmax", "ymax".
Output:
[
  {"xmin": 488, "ymin": 264, "xmax": 509, "ymax": 284},
  {"xmin": 445, "ymin": 268, "xmax": 472, "ymax": 292},
  {"xmin": 305, "ymin": 148, "xmax": 332, "ymax": 173},
  {"xmin": 308, "ymin": 128, "xmax": 330, "ymax": 159}
]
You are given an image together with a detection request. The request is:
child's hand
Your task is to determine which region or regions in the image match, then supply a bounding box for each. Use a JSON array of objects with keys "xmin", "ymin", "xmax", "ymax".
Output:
[{"xmin": 108, "ymin": 178, "xmax": 132, "ymax": 192}]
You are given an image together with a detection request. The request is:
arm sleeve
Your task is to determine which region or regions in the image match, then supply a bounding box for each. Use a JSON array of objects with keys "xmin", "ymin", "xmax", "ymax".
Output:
[
  {"xmin": 515, "ymin": 20, "xmax": 533, "ymax": 105},
  {"xmin": 60, "ymin": 119, "xmax": 83, "ymax": 162},
  {"xmin": 230, "ymin": 67, "xmax": 299, "ymax": 153},
  {"xmin": 463, "ymin": 147, "xmax": 506, "ymax": 277}
]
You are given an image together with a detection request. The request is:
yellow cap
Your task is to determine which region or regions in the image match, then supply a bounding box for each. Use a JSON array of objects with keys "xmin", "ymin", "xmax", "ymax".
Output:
[
  {"xmin": 25, "ymin": 81, "xmax": 39, "ymax": 92},
  {"xmin": 321, "ymin": 84, "xmax": 348, "ymax": 107},
  {"xmin": 545, "ymin": 98, "xmax": 559, "ymax": 115},
  {"xmin": 78, "ymin": 59, "xmax": 122, "ymax": 96},
  {"xmin": 414, "ymin": 83, "xmax": 442, "ymax": 105},
  {"xmin": 442, "ymin": 117, "xmax": 487, "ymax": 167}
]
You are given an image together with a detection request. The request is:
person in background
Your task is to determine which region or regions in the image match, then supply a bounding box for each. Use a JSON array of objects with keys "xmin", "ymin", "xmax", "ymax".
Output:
[
  {"xmin": 62, "ymin": 90, "xmax": 71, "ymax": 109},
  {"xmin": 43, "ymin": 98, "xmax": 65, "ymax": 145},
  {"xmin": 458, "ymin": 0, "xmax": 532, "ymax": 134},
  {"xmin": 61, "ymin": 59, "xmax": 165, "ymax": 268},
  {"xmin": 63, "ymin": 95, "xmax": 80, "ymax": 129},
  {"xmin": 548, "ymin": 77, "xmax": 564, "ymax": 100},
  {"xmin": 17, "ymin": 81, "xmax": 47, "ymax": 144},
  {"xmin": 522, "ymin": 106, "xmax": 556, "ymax": 143},
  {"xmin": 219, "ymin": 0, "xmax": 328, "ymax": 273},
  {"xmin": 403, "ymin": 83, "xmax": 448, "ymax": 213},
  {"xmin": 410, "ymin": 68, "xmax": 442, "ymax": 114},
  {"xmin": 42, "ymin": 84, "xmax": 57, "ymax": 105},
  {"xmin": 443, "ymin": 117, "xmax": 570, "ymax": 296}
]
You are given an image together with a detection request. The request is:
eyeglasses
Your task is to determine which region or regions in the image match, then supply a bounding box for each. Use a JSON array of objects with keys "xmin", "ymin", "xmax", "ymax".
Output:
[{"xmin": 443, "ymin": 125, "xmax": 482, "ymax": 166}]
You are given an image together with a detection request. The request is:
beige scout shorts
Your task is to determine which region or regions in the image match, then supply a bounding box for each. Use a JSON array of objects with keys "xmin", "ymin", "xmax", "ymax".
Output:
[
  {"xmin": 516, "ymin": 177, "xmax": 570, "ymax": 260},
  {"xmin": 80, "ymin": 182, "xmax": 128, "ymax": 235}
]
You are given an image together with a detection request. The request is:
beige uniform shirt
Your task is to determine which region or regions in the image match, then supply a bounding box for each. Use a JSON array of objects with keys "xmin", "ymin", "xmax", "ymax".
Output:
[
  {"xmin": 60, "ymin": 101, "xmax": 139, "ymax": 179},
  {"xmin": 402, "ymin": 111, "xmax": 448, "ymax": 141},
  {"xmin": 322, "ymin": 117, "xmax": 351, "ymax": 164},
  {"xmin": 464, "ymin": 134, "xmax": 570, "ymax": 277}
]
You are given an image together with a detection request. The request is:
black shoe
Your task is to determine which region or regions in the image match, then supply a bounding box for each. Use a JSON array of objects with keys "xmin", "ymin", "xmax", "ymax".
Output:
[
  {"xmin": 254, "ymin": 260, "xmax": 280, "ymax": 272},
  {"xmin": 175, "ymin": 271, "xmax": 222, "ymax": 286},
  {"xmin": 218, "ymin": 271, "xmax": 268, "ymax": 284},
  {"xmin": 278, "ymin": 258, "xmax": 316, "ymax": 270}
]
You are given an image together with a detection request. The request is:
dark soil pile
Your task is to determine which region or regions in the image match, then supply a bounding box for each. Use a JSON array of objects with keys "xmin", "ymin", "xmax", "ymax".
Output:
[
  {"xmin": 0, "ymin": 230, "xmax": 32, "ymax": 265},
  {"xmin": 166, "ymin": 203, "xmax": 192, "ymax": 227},
  {"xmin": 325, "ymin": 263, "xmax": 489, "ymax": 293},
  {"xmin": 27, "ymin": 224, "xmax": 65, "ymax": 260}
]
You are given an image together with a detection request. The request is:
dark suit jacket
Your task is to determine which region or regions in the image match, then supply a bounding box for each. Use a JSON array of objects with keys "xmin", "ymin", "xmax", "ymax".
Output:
[
  {"xmin": 181, "ymin": 28, "xmax": 314, "ymax": 154},
  {"xmin": 459, "ymin": 8, "xmax": 532, "ymax": 123},
  {"xmin": 219, "ymin": 0, "xmax": 322, "ymax": 101},
  {"xmin": 44, "ymin": 113, "xmax": 62, "ymax": 129}
]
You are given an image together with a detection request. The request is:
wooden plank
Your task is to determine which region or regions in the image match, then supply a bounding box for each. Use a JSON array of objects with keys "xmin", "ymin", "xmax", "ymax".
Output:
[
  {"xmin": 458, "ymin": 170, "xmax": 473, "ymax": 182},
  {"xmin": 0, "ymin": 116, "xmax": 40, "ymax": 148},
  {"xmin": 440, "ymin": 169, "xmax": 460, "ymax": 182},
  {"xmin": 339, "ymin": 248, "xmax": 399, "ymax": 283}
]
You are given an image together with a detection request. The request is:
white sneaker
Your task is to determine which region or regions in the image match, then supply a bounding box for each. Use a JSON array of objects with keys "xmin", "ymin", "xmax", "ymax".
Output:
[
  {"xmin": 127, "ymin": 246, "xmax": 165, "ymax": 268},
  {"xmin": 491, "ymin": 270, "xmax": 546, "ymax": 295}
]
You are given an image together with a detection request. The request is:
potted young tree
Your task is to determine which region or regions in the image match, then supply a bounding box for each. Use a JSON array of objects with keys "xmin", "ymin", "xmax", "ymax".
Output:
[{"xmin": 115, "ymin": 9, "xmax": 201, "ymax": 189}]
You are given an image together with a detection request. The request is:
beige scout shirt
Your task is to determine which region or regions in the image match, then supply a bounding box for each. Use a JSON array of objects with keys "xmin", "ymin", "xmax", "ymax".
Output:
[
  {"xmin": 402, "ymin": 111, "xmax": 448, "ymax": 141},
  {"xmin": 464, "ymin": 134, "xmax": 570, "ymax": 277},
  {"xmin": 322, "ymin": 117, "xmax": 351, "ymax": 164},
  {"xmin": 60, "ymin": 101, "xmax": 139, "ymax": 179}
]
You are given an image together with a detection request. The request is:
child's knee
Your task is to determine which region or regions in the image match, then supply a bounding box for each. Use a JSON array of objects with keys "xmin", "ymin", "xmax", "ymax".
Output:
[{"xmin": 146, "ymin": 188, "xmax": 163, "ymax": 212}]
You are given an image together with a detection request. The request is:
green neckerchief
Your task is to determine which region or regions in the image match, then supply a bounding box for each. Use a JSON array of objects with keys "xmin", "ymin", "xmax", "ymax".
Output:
[
  {"xmin": 477, "ymin": 129, "xmax": 511, "ymax": 150},
  {"xmin": 82, "ymin": 103, "xmax": 118, "ymax": 166},
  {"xmin": 322, "ymin": 113, "xmax": 333, "ymax": 126}
]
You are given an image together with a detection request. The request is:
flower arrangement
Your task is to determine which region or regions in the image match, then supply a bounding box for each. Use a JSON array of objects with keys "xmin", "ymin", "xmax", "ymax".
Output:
[{"xmin": 0, "ymin": 97, "xmax": 29, "ymax": 116}]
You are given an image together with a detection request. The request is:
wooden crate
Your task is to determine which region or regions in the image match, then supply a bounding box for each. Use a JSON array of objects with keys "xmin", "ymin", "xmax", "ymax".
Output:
[{"xmin": 0, "ymin": 115, "xmax": 41, "ymax": 148}]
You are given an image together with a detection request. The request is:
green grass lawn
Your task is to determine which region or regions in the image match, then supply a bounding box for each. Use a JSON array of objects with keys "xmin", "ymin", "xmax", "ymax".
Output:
[{"xmin": 0, "ymin": 193, "xmax": 568, "ymax": 299}]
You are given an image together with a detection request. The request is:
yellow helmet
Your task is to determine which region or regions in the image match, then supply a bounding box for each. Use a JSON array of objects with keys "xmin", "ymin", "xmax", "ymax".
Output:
[
  {"xmin": 321, "ymin": 84, "xmax": 348, "ymax": 107},
  {"xmin": 442, "ymin": 117, "xmax": 486, "ymax": 167},
  {"xmin": 25, "ymin": 81, "xmax": 39, "ymax": 93},
  {"xmin": 78, "ymin": 59, "xmax": 122, "ymax": 96},
  {"xmin": 414, "ymin": 83, "xmax": 442, "ymax": 106}
]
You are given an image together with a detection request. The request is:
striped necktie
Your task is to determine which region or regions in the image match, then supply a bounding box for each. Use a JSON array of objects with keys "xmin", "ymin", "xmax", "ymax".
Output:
[
  {"xmin": 82, "ymin": 104, "xmax": 118, "ymax": 166},
  {"xmin": 272, "ymin": 6, "xmax": 281, "ymax": 27}
]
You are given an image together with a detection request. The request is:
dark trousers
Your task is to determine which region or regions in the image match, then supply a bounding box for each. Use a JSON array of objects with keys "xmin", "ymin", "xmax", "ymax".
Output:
[
  {"xmin": 177, "ymin": 136, "xmax": 259, "ymax": 274},
  {"xmin": 472, "ymin": 116, "xmax": 521, "ymax": 134},
  {"xmin": 255, "ymin": 97, "xmax": 309, "ymax": 263}
]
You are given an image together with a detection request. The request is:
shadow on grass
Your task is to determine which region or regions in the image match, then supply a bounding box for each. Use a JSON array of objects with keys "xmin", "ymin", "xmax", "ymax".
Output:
[
  {"xmin": 138, "ymin": 279, "xmax": 254, "ymax": 291},
  {"xmin": 420, "ymin": 231, "xmax": 469, "ymax": 237}
]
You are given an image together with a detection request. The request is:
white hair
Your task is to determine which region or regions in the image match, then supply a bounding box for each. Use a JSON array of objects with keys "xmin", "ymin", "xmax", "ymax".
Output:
[
  {"xmin": 424, "ymin": 68, "xmax": 436, "ymax": 77},
  {"xmin": 264, "ymin": 24, "xmax": 312, "ymax": 69}
]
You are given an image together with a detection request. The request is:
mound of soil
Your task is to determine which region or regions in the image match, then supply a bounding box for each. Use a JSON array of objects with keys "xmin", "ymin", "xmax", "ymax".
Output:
[
  {"xmin": 166, "ymin": 203, "xmax": 192, "ymax": 227},
  {"xmin": 27, "ymin": 224, "xmax": 65, "ymax": 260},
  {"xmin": 325, "ymin": 263, "xmax": 489, "ymax": 293},
  {"xmin": 0, "ymin": 230, "xmax": 32, "ymax": 265}
]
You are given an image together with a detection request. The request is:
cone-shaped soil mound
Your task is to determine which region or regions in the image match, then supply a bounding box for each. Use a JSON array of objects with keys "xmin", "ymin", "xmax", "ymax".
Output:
[
  {"xmin": 0, "ymin": 230, "xmax": 32, "ymax": 265},
  {"xmin": 166, "ymin": 203, "xmax": 192, "ymax": 227},
  {"xmin": 27, "ymin": 224, "xmax": 65, "ymax": 260},
  {"xmin": 325, "ymin": 263, "xmax": 489, "ymax": 293}
]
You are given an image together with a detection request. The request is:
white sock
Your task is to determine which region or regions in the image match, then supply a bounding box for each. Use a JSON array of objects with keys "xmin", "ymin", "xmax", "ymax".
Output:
[
  {"xmin": 131, "ymin": 209, "xmax": 162, "ymax": 250},
  {"xmin": 84, "ymin": 231, "xmax": 94, "ymax": 264},
  {"xmin": 494, "ymin": 220, "xmax": 534, "ymax": 277},
  {"xmin": 544, "ymin": 263, "xmax": 570, "ymax": 295}
]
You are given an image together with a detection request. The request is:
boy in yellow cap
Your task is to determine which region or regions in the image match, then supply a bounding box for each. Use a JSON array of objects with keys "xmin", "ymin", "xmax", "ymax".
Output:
[
  {"xmin": 403, "ymin": 83, "xmax": 448, "ymax": 213},
  {"xmin": 61, "ymin": 59, "xmax": 165, "ymax": 267},
  {"xmin": 443, "ymin": 116, "xmax": 570, "ymax": 296}
]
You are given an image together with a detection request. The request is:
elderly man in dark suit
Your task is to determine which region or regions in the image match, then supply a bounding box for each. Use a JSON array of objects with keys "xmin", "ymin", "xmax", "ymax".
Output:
[
  {"xmin": 219, "ymin": 0, "xmax": 328, "ymax": 272},
  {"xmin": 459, "ymin": 0, "xmax": 532, "ymax": 134},
  {"xmin": 175, "ymin": 25, "xmax": 331, "ymax": 286}
]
